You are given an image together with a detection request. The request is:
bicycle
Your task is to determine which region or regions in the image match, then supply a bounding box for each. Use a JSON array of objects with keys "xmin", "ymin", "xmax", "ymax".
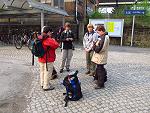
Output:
[
  {"xmin": 14, "ymin": 32, "xmax": 40, "ymax": 50},
  {"xmin": 0, "ymin": 32, "xmax": 14, "ymax": 45}
]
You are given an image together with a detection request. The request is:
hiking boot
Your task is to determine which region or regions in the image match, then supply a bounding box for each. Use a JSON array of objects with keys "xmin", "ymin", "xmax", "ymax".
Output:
[
  {"xmin": 94, "ymin": 80, "xmax": 98, "ymax": 84},
  {"xmin": 50, "ymin": 74, "xmax": 58, "ymax": 80},
  {"xmin": 94, "ymin": 85, "xmax": 105, "ymax": 90},
  {"xmin": 104, "ymin": 75, "xmax": 107, "ymax": 82},
  {"xmin": 43, "ymin": 86, "xmax": 55, "ymax": 91},
  {"xmin": 60, "ymin": 69, "xmax": 64, "ymax": 73},
  {"xmin": 66, "ymin": 68, "xmax": 70, "ymax": 72},
  {"xmin": 85, "ymin": 71, "xmax": 90, "ymax": 75}
]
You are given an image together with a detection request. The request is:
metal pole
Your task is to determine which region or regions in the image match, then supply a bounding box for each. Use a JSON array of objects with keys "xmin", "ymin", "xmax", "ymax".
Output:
[
  {"xmin": 75, "ymin": 0, "xmax": 78, "ymax": 24},
  {"xmin": 85, "ymin": 0, "xmax": 87, "ymax": 19},
  {"xmin": 51, "ymin": 0, "xmax": 54, "ymax": 6},
  {"xmin": 131, "ymin": 0, "xmax": 137, "ymax": 46},
  {"xmin": 41, "ymin": 12, "xmax": 44, "ymax": 32},
  {"xmin": 13, "ymin": 35, "xmax": 15, "ymax": 46},
  {"xmin": 58, "ymin": 0, "xmax": 60, "ymax": 8},
  {"xmin": 131, "ymin": 15, "xmax": 135, "ymax": 46},
  {"xmin": 121, "ymin": 19, "xmax": 125, "ymax": 46},
  {"xmin": 62, "ymin": 0, "xmax": 65, "ymax": 26}
]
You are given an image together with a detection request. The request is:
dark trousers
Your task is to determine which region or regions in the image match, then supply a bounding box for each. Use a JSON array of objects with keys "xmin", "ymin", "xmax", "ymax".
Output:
[
  {"xmin": 94, "ymin": 64, "xmax": 107, "ymax": 87},
  {"xmin": 52, "ymin": 67, "xmax": 57, "ymax": 76},
  {"xmin": 51, "ymin": 67, "xmax": 58, "ymax": 80}
]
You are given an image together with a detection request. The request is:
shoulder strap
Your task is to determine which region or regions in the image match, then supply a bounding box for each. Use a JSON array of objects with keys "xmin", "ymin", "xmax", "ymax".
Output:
[{"xmin": 32, "ymin": 54, "xmax": 34, "ymax": 66}]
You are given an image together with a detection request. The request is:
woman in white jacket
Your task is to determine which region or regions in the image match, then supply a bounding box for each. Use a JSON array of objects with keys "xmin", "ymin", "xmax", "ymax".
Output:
[{"xmin": 83, "ymin": 24, "xmax": 98, "ymax": 76}]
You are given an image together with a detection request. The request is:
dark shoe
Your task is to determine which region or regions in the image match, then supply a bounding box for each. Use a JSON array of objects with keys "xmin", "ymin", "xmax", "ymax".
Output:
[
  {"xmin": 66, "ymin": 68, "xmax": 70, "ymax": 72},
  {"xmin": 94, "ymin": 80, "xmax": 98, "ymax": 84},
  {"xmin": 72, "ymin": 46, "xmax": 75, "ymax": 50},
  {"xmin": 41, "ymin": 86, "xmax": 43, "ymax": 89},
  {"xmin": 43, "ymin": 86, "xmax": 55, "ymax": 91},
  {"xmin": 60, "ymin": 69, "xmax": 64, "ymax": 73},
  {"xmin": 51, "ymin": 74, "xmax": 58, "ymax": 80},
  {"xmin": 104, "ymin": 76, "xmax": 107, "ymax": 82},
  {"xmin": 85, "ymin": 71, "xmax": 90, "ymax": 75},
  {"xmin": 94, "ymin": 85, "xmax": 105, "ymax": 89}
]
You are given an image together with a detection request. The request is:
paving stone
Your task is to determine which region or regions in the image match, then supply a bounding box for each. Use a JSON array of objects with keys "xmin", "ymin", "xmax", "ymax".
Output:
[{"xmin": 1, "ymin": 46, "xmax": 150, "ymax": 113}]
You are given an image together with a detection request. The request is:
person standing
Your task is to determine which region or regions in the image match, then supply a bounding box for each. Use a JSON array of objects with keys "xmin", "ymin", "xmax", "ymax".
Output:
[
  {"xmin": 38, "ymin": 26, "xmax": 59, "ymax": 91},
  {"xmin": 92, "ymin": 25, "xmax": 110, "ymax": 89},
  {"xmin": 83, "ymin": 24, "xmax": 98, "ymax": 76},
  {"xmin": 60, "ymin": 22, "xmax": 75, "ymax": 73}
]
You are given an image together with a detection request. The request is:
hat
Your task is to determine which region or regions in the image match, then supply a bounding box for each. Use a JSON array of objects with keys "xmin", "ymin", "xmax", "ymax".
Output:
[
  {"xmin": 42, "ymin": 26, "xmax": 53, "ymax": 33},
  {"xmin": 87, "ymin": 24, "xmax": 94, "ymax": 29}
]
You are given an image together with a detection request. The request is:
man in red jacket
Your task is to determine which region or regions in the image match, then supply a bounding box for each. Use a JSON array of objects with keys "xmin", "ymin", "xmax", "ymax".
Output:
[{"xmin": 38, "ymin": 26, "xmax": 59, "ymax": 91}]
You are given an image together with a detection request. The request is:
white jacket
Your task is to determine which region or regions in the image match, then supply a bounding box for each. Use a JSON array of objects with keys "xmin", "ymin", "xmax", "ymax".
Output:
[{"xmin": 83, "ymin": 31, "xmax": 98, "ymax": 51}]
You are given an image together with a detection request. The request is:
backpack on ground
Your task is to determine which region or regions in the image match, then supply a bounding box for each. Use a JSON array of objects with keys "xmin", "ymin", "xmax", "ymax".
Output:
[
  {"xmin": 63, "ymin": 70, "xmax": 83, "ymax": 107},
  {"xmin": 31, "ymin": 38, "xmax": 50, "ymax": 71}
]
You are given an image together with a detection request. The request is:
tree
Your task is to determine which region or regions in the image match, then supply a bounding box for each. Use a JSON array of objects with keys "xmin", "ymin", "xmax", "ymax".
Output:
[
  {"xmin": 111, "ymin": 0, "xmax": 150, "ymax": 27},
  {"xmin": 89, "ymin": 10, "xmax": 104, "ymax": 19}
]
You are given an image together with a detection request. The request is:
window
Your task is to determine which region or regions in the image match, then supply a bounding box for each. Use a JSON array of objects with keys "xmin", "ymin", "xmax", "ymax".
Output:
[
  {"xmin": 41, "ymin": 0, "xmax": 52, "ymax": 4},
  {"xmin": 54, "ymin": 0, "xmax": 64, "ymax": 9}
]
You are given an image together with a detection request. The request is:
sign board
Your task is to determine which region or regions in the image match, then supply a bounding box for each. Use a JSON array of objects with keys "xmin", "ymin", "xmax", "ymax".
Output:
[
  {"xmin": 89, "ymin": 19, "xmax": 124, "ymax": 46},
  {"xmin": 124, "ymin": 10, "xmax": 146, "ymax": 15},
  {"xmin": 89, "ymin": 19, "xmax": 124, "ymax": 38}
]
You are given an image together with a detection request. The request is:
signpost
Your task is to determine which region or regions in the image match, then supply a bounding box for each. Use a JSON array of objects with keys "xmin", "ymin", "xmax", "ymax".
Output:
[
  {"xmin": 124, "ymin": 0, "xmax": 146, "ymax": 46},
  {"xmin": 124, "ymin": 9, "xmax": 146, "ymax": 46},
  {"xmin": 124, "ymin": 10, "xmax": 146, "ymax": 15}
]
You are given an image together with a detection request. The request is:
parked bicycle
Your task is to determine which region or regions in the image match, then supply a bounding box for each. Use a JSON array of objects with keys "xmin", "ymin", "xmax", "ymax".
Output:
[
  {"xmin": 14, "ymin": 32, "xmax": 40, "ymax": 50},
  {"xmin": 0, "ymin": 30, "xmax": 15, "ymax": 45}
]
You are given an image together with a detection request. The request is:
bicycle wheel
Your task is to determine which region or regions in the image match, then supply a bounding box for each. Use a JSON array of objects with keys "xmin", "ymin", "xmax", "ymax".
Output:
[
  {"xmin": 14, "ymin": 36, "xmax": 23, "ymax": 49},
  {"xmin": 27, "ymin": 39, "xmax": 33, "ymax": 50}
]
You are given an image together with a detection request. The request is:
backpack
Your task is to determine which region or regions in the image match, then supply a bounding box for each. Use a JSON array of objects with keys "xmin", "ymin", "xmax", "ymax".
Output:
[
  {"xmin": 63, "ymin": 70, "xmax": 83, "ymax": 107},
  {"xmin": 31, "ymin": 38, "xmax": 50, "ymax": 71},
  {"xmin": 31, "ymin": 39, "xmax": 45, "ymax": 57}
]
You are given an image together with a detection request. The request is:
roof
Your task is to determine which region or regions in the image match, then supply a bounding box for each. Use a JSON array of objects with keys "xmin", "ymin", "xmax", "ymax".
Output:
[{"xmin": 0, "ymin": 0, "xmax": 68, "ymax": 16}]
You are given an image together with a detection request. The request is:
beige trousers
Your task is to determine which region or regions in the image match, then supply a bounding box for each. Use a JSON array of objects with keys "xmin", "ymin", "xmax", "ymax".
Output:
[
  {"xmin": 60, "ymin": 49, "xmax": 73, "ymax": 69},
  {"xmin": 39, "ymin": 62, "xmax": 53, "ymax": 89}
]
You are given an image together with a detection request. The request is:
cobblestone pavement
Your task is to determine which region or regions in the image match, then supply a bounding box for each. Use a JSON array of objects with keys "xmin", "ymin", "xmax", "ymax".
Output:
[{"xmin": 1, "ymin": 46, "xmax": 150, "ymax": 113}]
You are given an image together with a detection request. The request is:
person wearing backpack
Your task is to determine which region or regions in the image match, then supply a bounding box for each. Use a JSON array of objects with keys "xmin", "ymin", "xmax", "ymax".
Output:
[
  {"xmin": 83, "ymin": 24, "xmax": 98, "ymax": 76},
  {"xmin": 60, "ymin": 22, "xmax": 75, "ymax": 73},
  {"xmin": 38, "ymin": 26, "xmax": 59, "ymax": 91},
  {"xmin": 92, "ymin": 25, "xmax": 110, "ymax": 89}
]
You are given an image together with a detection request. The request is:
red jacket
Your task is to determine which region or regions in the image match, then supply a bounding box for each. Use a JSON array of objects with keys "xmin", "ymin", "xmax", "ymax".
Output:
[{"xmin": 38, "ymin": 35, "xmax": 59, "ymax": 63}]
